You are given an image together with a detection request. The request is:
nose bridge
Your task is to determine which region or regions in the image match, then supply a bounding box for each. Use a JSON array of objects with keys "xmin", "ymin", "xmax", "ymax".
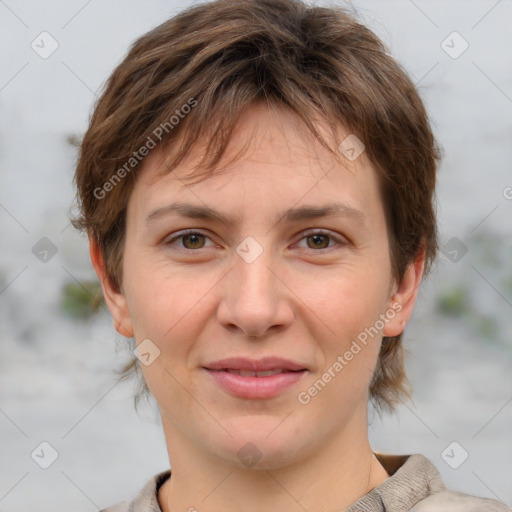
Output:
[
  {"xmin": 234, "ymin": 234, "xmax": 276, "ymax": 306},
  {"xmin": 217, "ymin": 234, "xmax": 291, "ymax": 337}
]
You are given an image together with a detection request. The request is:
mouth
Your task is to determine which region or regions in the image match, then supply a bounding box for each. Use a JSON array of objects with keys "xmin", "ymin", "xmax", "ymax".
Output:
[
  {"xmin": 202, "ymin": 356, "xmax": 308, "ymax": 399},
  {"xmin": 203, "ymin": 356, "xmax": 307, "ymax": 373},
  {"xmin": 209, "ymin": 368, "xmax": 303, "ymax": 377}
]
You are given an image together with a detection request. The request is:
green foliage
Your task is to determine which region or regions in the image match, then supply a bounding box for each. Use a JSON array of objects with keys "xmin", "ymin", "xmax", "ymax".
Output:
[
  {"xmin": 471, "ymin": 315, "xmax": 499, "ymax": 341},
  {"xmin": 436, "ymin": 285, "xmax": 469, "ymax": 316},
  {"xmin": 61, "ymin": 280, "xmax": 104, "ymax": 319},
  {"xmin": 436, "ymin": 229, "xmax": 512, "ymax": 350}
]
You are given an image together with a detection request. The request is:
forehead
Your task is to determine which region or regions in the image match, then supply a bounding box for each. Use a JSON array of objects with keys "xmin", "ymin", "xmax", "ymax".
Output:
[{"xmin": 128, "ymin": 102, "xmax": 383, "ymax": 220}]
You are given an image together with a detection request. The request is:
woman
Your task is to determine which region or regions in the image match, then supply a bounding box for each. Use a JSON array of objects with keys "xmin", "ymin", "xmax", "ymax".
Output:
[{"xmin": 72, "ymin": 0, "xmax": 510, "ymax": 510}]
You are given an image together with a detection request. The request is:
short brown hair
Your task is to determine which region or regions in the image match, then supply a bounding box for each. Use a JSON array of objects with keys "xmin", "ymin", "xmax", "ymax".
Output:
[{"xmin": 72, "ymin": 0, "xmax": 441, "ymax": 412}]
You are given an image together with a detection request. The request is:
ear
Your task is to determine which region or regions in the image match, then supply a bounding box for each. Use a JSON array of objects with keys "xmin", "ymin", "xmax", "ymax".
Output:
[
  {"xmin": 382, "ymin": 246, "xmax": 425, "ymax": 338},
  {"xmin": 89, "ymin": 235, "xmax": 134, "ymax": 338}
]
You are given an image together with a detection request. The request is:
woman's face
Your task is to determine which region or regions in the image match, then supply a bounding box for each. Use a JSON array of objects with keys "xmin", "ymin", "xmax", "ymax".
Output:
[{"xmin": 97, "ymin": 102, "xmax": 417, "ymax": 470}]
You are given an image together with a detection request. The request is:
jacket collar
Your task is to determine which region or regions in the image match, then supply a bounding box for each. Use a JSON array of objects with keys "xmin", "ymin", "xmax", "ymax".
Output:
[
  {"xmin": 123, "ymin": 453, "xmax": 445, "ymax": 512},
  {"xmin": 346, "ymin": 453, "xmax": 445, "ymax": 511}
]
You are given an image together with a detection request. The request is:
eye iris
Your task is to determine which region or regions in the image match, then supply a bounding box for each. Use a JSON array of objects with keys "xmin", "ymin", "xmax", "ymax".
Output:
[
  {"xmin": 183, "ymin": 233, "xmax": 205, "ymax": 249},
  {"xmin": 178, "ymin": 233, "xmax": 331, "ymax": 250},
  {"xmin": 307, "ymin": 234, "xmax": 329, "ymax": 249}
]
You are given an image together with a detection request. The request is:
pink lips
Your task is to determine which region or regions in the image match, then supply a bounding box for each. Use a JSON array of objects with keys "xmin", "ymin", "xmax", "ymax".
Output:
[{"xmin": 203, "ymin": 356, "xmax": 308, "ymax": 399}]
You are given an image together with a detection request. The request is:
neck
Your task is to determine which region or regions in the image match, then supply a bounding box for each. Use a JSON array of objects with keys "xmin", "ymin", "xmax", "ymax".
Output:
[{"xmin": 157, "ymin": 413, "xmax": 389, "ymax": 512}]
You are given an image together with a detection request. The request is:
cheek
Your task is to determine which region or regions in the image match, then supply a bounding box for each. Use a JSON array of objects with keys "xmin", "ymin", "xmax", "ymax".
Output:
[
  {"xmin": 302, "ymin": 266, "xmax": 387, "ymax": 382},
  {"xmin": 124, "ymin": 266, "xmax": 209, "ymax": 401},
  {"xmin": 123, "ymin": 255, "xmax": 209, "ymax": 338},
  {"xmin": 302, "ymin": 263, "xmax": 389, "ymax": 332},
  {"xmin": 304, "ymin": 279, "xmax": 384, "ymax": 411}
]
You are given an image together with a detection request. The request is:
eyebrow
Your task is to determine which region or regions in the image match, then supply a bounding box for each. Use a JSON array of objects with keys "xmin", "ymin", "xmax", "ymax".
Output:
[{"xmin": 145, "ymin": 201, "xmax": 366, "ymax": 228}]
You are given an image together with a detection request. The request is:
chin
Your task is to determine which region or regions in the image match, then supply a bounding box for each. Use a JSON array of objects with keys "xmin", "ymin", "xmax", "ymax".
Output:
[{"xmin": 208, "ymin": 417, "xmax": 311, "ymax": 470}]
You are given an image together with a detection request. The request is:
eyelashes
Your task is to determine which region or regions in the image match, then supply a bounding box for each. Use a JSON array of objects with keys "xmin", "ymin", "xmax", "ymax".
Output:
[{"xmin": 163, "ymin": 229, "xmax": 346, "ymax": 253}]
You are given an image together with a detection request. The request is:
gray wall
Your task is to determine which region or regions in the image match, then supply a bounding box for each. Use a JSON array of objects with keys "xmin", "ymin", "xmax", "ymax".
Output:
[{"xmin": 1, "ymin": 0, "xmax": 511, "ymax": 509}]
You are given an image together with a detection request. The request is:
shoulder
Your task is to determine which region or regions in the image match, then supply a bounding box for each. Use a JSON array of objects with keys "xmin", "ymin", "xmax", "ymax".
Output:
[
  {"xmin": 99, "ymin": 470, "xmax": 171, "ymax": 512},
  {"xmin": 367, "ymin": 453, "xmax": 511, "ymax": 512},
  {"xmin": 410, "ymin": 489, "xmax": 512, "ymax": 511}
]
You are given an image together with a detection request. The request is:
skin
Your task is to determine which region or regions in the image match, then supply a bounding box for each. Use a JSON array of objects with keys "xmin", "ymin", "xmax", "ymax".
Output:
[{"xmin": 91, "ymin": 101, "xmax": 424, "ymax": 512}]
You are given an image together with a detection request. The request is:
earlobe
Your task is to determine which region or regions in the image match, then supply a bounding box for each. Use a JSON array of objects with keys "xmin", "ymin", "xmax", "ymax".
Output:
[
  {"xmin": 383, "ymin": 247, "xmax": 425, "ymax": 338},
  {"xmin": 89, "ymin": 236, "xmax": 134, "ymax": 338}
]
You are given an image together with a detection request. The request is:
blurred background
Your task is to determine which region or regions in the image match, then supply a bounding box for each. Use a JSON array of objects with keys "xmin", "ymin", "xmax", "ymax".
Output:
[{"xmin": 1, "ymin": 0, "xmax": 511, "ymax": 510}]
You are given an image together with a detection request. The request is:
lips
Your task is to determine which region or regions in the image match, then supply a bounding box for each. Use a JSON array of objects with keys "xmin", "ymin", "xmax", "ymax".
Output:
[
  {"xmin": 203, "ymin": 356, "xmax": 307, "ymax": 373},
  {"xmin": 202, "ymin": 356, "xmax": 308, "ymax": 399},
  {"xmin": 223, "ymin": 368, "xmax": 296, "ymax": 377}
]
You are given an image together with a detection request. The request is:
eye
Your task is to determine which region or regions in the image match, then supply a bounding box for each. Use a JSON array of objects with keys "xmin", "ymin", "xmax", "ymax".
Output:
[
  {"xmin": 296, "ymin": 230, "xmax": 345, "ymax": 251},
  {"xmin": 163, "ymin": 230, "xmax": 215, "ymax": 251},
  {"xmin": 163, "ymin": 229, "xmax": 346, "ymax": 253}
]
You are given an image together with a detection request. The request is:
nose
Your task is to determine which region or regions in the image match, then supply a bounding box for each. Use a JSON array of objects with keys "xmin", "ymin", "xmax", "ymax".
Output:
[{"xmin": 216, "ymin": 241, "xmax": 294, "ymax": 338}]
